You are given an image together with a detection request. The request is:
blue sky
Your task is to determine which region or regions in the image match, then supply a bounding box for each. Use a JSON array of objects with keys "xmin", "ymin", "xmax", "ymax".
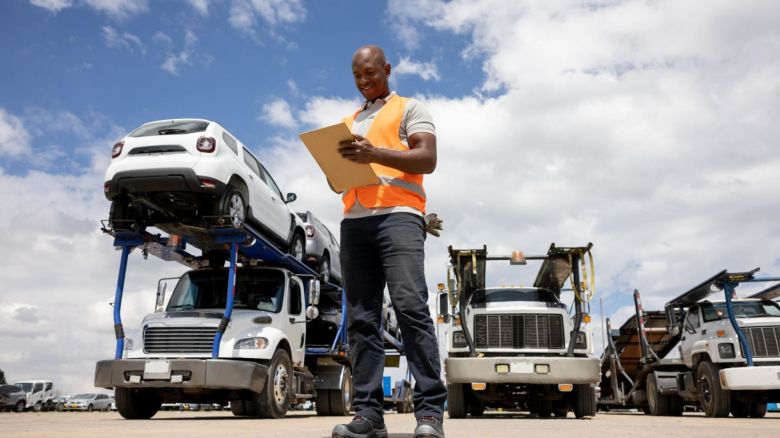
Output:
[
  {"xmin": 2, "ymin": 0, "xmax": 780, "ymax": 393},
  {"xmin": 0, "ymin": 0, "xmax": 484, "ymax": 176}
]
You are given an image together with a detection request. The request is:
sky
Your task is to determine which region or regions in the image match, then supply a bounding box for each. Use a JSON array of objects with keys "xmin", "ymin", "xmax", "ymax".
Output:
[{"xmin": 1, "ymin": 0, "xmax": 779, "ymax": 395}]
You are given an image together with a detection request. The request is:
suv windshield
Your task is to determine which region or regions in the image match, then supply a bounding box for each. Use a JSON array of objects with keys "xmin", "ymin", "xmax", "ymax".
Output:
[
  {"xmin": 167, "ymin": 268, "xmax": 285, "ymax": 313},
  {"xmin": 129, "ymin": 120, "xmax": 209, "ymax": 137},
  {"xmin": 470, "ymin": 288, "xmax": 560, "ymax": 306},
  {"xmin": 701, "ymin": 301, "xmax": 780, "ymax": 322},
  {"xmin": 15, "ymin": 383, "xmax": 33, "ymax": 392}
]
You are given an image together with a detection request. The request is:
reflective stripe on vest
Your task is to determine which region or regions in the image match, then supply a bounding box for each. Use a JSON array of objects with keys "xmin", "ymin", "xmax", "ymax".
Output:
[{"xmin": 342, "ymin": 95, "xmax": 426, "ymax": 214}]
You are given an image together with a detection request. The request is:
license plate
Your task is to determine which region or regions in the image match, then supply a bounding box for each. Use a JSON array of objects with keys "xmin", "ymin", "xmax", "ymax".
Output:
[
  {"xmin": 143, "ymin": 360, "xmax": 171, "ymax": 379},
  {"xmin": 510, "ymin": 361, "xmax": 533, "ymax": 374}
]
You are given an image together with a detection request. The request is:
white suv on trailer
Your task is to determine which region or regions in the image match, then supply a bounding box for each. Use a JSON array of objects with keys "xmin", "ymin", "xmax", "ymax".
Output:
[{"xmin": 104, "ymin": 119, "xmax": 306, "ymax": 260}]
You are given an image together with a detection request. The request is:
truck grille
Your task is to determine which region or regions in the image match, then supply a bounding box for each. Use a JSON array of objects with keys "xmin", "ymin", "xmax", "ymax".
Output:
[
  {"xmin": 143, "ymin": 326, "xmax": 217, "ymax": 354},
  {"xmin": 473, "ymin": 314, "xmax": 565, "ymax": 349},
  {"xmin": 744, "ymin": 326, "xmax": 780, "ymax": 358}
]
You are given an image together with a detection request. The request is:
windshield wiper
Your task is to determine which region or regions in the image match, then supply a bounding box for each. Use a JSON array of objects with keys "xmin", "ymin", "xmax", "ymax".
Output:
[
  {"xmin": 158, "ymin": 128, "xmax": 187, "ymax": 135},
  {"xmin": 168, "ymin": 304, "xmax": 194, "ymax": 311}
]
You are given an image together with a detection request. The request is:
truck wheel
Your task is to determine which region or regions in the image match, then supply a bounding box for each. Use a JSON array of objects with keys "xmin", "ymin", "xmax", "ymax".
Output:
[
  {"xmin": 33, "ymin": 401, "xmax": 42, "ymax": 412},
  {"xmin": 667, "ymin": 395, "xmax": 684, "ymax": 416},
  {"xmin": 553, "ymin": 407, "xmax": 569, "ymax": 418},
  {"xmin": 730, "ymin": 399, "xmax": 750, "ymax": 418},
  {"xmin": 537, "ymin": 400, "xmax": 553, "ymax": 418},
  {"xmin": 697, "ymin": 361, "xmax": 730, "ymax": 417},
  {"xmin": 573, "ymin": 384, "xmax": 596, "ymax": 419},
  {"xmin": 329, "ymin": 367, "xmax": 353, "ymax": 416},
  {"xmin": 115, "ymin": 387, "xmax": 162, "ymax": 419},
  {"xmin": 750, "ymin": 402, "xmax": 767, "ymax": 418},
  {"xmin": 446, "ymin": 383, "xmax": 467, "ymax": 419},
  {"xmin": 315, "ymin": 390, "xmax": 331, "ymax": 416},
  {"xmin": 230, "ymin": 400, "xmax": 256, "ymax": 416},
  {"xmin": 647, "ymin": 374, "xmax": 670, "ymax": 416},
  {"xmin": 468, "ymin": 398, "xmax": 485, "ymax": 417},
  {"xmin": 256, "ymin": 349, "xmax": 292, "ymax": 418},
  {"xmin": 15, "ymin": 401, "xmax": 25, "ymax": 413}
]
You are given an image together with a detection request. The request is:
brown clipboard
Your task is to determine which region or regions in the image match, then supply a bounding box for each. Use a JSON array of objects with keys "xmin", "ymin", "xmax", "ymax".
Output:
[{"xmin": 299, "ymin": 122, "xmax": 381, "ymax": 193}]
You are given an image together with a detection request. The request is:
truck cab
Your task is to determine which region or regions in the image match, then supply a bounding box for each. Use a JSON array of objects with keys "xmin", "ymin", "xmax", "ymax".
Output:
[
  {"xmin": 13, "ymin": 380, "xmax": 54, "ymax": 412},
  {"xmin": 440, "ymin": 244, "xmax": 600, "ymax": 419}
]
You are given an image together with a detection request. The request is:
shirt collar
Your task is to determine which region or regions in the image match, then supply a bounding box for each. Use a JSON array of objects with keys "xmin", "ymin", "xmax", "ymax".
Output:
[{"xmin": 362, "ymin": 91, "xmax": 396, "ymax": 110}]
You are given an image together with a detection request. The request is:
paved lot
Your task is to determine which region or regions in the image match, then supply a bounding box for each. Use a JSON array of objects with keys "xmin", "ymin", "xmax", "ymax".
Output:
[{"xmin": 3, "ymin": 410, "xmax": 780, "ymax": 437}]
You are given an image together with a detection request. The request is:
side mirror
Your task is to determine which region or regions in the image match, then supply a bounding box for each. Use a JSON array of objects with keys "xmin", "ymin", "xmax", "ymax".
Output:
[
  {"xmin": 305, "ymin": 305, "xmax": 319, "ymax": 320},
  {"xmin": 437, "ymin": 292, "xmax": 450, "ymax": 322},
  {"xmin": 155, "ymin": 283, "xmax": 167, "ymax": 312},
  {"xmin": 285, "ymin": 193, "xmax": 297, "ymax": 203},
  {"xmin": 308, "ymin": 279, "xmax": 321, "ymax": 306}
]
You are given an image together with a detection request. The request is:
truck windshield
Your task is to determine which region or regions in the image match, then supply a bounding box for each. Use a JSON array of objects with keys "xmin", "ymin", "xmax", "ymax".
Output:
[
  {"xmin": 167, "ymin": 268, "xmax": 285, "ymax": 313},
  {"xmin": 15, "ymin": 383, "xmax": 33, "ymax": 392},
  {"xmin": 470, "ymin": 288, "xmax": 560, "ymax": 306},
  {"xmin": 128, "ymin": 120, "xmax": 209, "ymax": 137},
  {"xmin": 701, "ymin": 301, "xmax": 780, "ymax": 322}
]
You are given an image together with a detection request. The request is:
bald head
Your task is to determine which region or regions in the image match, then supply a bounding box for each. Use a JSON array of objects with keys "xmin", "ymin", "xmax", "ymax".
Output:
[{"xmin": 351, "ymin": 45, "xmax": 391, "ymax": 102}]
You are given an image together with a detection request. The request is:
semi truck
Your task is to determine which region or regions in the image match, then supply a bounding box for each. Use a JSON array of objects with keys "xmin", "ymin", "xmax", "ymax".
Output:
[
  {"xmin": 599, "ymin": 269, "xmax": 780, "ymax": 417},
  {"xmin": 437, "ymin": 244, "xmax": 601, "ymax": 419},
  {"xmin": 93, "ymin": 222, "xmax": 401, "ymax": 419}
]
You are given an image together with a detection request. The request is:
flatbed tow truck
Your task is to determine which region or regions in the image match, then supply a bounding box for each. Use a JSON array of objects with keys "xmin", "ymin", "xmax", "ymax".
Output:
[
  {"xmin": 599, "ymin": 269, "xmax": 780, "ymax": 417},
  {"xmin": 93, "ymin": 219, "xmax": 406, "ymax": 419}
]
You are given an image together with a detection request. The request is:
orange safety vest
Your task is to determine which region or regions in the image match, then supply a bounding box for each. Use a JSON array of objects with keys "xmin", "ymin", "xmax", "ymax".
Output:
[{"xmin": 342, "ymin": 95, "xmax": 427, "ymax": 214}]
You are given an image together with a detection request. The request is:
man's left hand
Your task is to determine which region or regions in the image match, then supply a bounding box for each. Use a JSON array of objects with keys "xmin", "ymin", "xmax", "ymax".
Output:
[
  {"xmin": 339, "ymin": 134, "xmax": 379, "ymax": 164},
  {"xmin": 424, "ymin": 213, "xmax": 443, "ymax": 237}
]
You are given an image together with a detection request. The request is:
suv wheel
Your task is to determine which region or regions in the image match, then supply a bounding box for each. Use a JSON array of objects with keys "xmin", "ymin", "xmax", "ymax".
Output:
[
  {"xmin": 219, "ymin": 187, "xmax": 246, "ymax": 228},
  {"xmin": 15, "ymin": 400, "xmax": 25, "ymax": 412},
  {"xmin": 319, "ymin": 255, "xmax": 330, "ymax": 283},
  {"xmin": 289, "ymin": 232, "xmax": 305, "ymax": 262}
]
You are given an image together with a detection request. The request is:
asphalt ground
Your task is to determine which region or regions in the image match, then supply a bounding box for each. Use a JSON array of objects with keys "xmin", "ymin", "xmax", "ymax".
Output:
[{"xmin": 3, "ymin": 410, "xmax": 780, "ymax": 437}]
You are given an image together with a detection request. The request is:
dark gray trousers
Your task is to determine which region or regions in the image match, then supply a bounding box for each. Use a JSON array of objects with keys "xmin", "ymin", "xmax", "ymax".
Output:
[{"xmin": 340, "ymin": 213, "xmax": 446, "ymax": 424}]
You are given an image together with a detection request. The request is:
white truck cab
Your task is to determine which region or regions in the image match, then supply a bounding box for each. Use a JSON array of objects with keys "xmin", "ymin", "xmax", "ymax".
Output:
[{"xmin": 13, "ymin": 380, "xmax": 54, "ymax": 412}]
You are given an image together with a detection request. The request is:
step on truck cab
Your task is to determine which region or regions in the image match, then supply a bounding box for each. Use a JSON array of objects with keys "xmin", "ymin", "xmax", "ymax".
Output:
[
  {"xmin": 438, "ymin": 244, "xmax": 601, "ymax": 419},
  {"xmin": 599, "ymin": 269, "xmax": 780, "ymax": 417},
  {"xmin": 93, "ymin": 223, "xmax": 369, "ymax": 419}
]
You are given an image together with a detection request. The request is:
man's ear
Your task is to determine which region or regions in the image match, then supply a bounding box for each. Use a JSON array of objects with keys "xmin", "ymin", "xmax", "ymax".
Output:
[{"xmin": 385, "ymin": 63, "xmax": 391, "ymax": 77}]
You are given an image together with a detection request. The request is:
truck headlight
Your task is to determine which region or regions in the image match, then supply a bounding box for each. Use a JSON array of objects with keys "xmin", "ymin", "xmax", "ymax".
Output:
[
  {"xmin": 452, "ymin": 331, "xmax": 467, "ymax": 348},
  {"xmin": 234, "ymin": 337, "xmax": 269, "ymax": 349},
  {"xmin": 575, "ymin": 331, "xmax": 587, "ymax": 349},
  {"xmin": 718, "ymin": 343, "xmax": 735, "ymax": 359}
]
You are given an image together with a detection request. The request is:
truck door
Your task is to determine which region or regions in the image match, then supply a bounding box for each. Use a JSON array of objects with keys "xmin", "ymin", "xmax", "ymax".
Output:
[
  {"xmin": 681, "ymin": 305, "xmax": 701, "ymax": 363},
  {"xmin": 287, "ymin": 277, "xmax": 306, "ymax": 366}
]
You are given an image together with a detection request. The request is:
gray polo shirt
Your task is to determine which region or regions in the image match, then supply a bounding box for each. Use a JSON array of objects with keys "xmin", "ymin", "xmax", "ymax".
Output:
[{"xmin": 345, "ymin": 92, "xmax": 435, "ymax": 219}]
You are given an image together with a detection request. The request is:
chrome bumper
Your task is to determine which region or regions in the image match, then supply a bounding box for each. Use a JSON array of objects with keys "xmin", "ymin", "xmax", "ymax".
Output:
[
  {"xmin": 445, "ymin": 356, "xmax": 600, "ymax": 384},
  {"xmin": 720, "ymin": 365, "xmax": 780, "ymax": 390}
]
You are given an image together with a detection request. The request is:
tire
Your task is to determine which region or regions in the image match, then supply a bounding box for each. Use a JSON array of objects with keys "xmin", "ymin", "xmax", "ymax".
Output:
[
  {"xmin": 219, "ymin": 186, "xmax": 246, "ymax": 228},
  {"xmin": 446, "ymin": 383, "xmax": 467, "ymax": 419},
  {"xmin": 329, "ymin": 367, "xmax": 353, "ymax": 416},
  {"xmin": 553, "ymin": 407, "xmax": 569, "ymax": 418},
  {"xmin": 697, "ymin": 361, "xmax": 730, "ymax": 417},
  {"xmin": 115, "ymin": 387, "xmax": 162, "ymax": 420},
  {"xmin": 256, "ymin": 349, "xmax": 292, "ymax": 418},
  {"xmin": 318, "ymin": 254, "xmax": 331, "ymax": 284},
  {"xmin": 467, "ymin": 396, "xmax": 485, "ymax": 417},
  {"xmin": 537, "ymin": 400, "xmax": 553, "ymax": 418},
  {"xmin": 647, "ymin": 374, "xmax": 669, "ymax": 416},
  {"xmin": 56, "ymin": 403, "xmax": 64, "ymax": 412},
  {"xmin": 667, "ymin": 395, "xmax": 684, "ymax": 416},
  {"xmin": 109, "ymin": 197, "xmax": 145, "ymax": 232},
  {"xmin": 33, "ymin": 401, "xmax": 42, "ymax": 412},
  {"xmin": 574, "ymin": 384, "xmax": 597, "ymax": 419},
  {"xmin": 289, "ymin": 232, "xmax": 305, "ymax": 263},
  {"xmin": 87, "ymin": 404, "xmax": 93, "ymax": 412},
  {"xmin": 15, "ymin": 401, "xmax": 25, "ymax": 413},
  {"xmin": 230, "ymin": 401, "xmax": 254, "ymax": 416},
  {"xmin": 315, "ymin": 389, "xmax": 331, "ymax": 416},
  {"xmin": 730, "ymin": 399, "xmax": 750, "ymax": 418},
  {"xmin": 750, "ymin": 402, "xmax": 767, "ymax": 418}
]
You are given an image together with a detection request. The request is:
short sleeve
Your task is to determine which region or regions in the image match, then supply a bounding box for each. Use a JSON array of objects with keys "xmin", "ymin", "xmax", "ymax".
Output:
[{"xmin": 402, "ymin": 99, "xmax": 436, "ymax": 138}]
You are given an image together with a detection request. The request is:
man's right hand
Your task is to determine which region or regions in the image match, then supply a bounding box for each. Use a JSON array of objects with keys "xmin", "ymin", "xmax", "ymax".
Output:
[{"xmin": 424, "ymin": 213, "xmax": 443, "ymax": 237}]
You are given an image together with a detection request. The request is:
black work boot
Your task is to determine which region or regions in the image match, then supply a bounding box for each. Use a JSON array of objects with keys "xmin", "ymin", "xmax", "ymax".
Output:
[
  {"xmin": 414, "ymin": 416, "xmax": 444, "ymax": 438},
  {"xmin": 332, "ymin": 415, "xmax": 388, "ymax": 438}
]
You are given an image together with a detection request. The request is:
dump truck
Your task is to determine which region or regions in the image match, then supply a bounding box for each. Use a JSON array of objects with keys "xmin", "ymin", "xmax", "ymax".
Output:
[
  {"xmin": 599, "ymin": 269, "xmax": 780, "ymax": 417},
  {"xmin": 437, "ymin": 244, "xmax": 601, "ymax": 418}
]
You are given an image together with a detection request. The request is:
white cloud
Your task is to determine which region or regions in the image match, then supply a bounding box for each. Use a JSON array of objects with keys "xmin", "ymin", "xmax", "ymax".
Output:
[
  {"xmin": 152, "ymin": 31, "xmax": 174, "ymax": 47},
  {"xmin": 287, "ymin": 79, "xmax": 300, "ymax": 97},
  {"xmin": 260, "ymin": 98, "xmax": 297, "ymax": 129},
  {"xmin": 0, "ymin": 108, "xmax": 31, "ymax": 157},
  {"xmin": 228, "ymin": 0, "xmax": 306, "ymax": 38},
  {"xmin": 188, "ymin": 0, "xmax": 210, "ymax": 16},
  {"xmin": 297, "ymin": 97, "xmax": 360, "ymax": 128},
  {"xmin": 83, "ymin": 0, "xmax": 148, "ymax": 19},
  {"xmin": 161, "ymin": 31, "xmax": 212, "ymax": 76},
  {"xmin": 394, "ymin": 56, "xmax": 441, "ymax": 81},
  {"xmin": 29, "ymin": 0, "xmax": 73, "ymax": 13},
  {"xmin": 102, "ymin": 26, "xmax": 145, "ymax": 54}
]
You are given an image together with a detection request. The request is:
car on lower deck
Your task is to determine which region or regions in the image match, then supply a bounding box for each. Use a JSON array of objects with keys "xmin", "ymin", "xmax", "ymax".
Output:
[
  {"xmin": 104, "ymin": 119, "xmax": 307, "ymax": 262},
  {"xmin": 296, "ymin": 211, "xmax": 342, "ymax": 285}
]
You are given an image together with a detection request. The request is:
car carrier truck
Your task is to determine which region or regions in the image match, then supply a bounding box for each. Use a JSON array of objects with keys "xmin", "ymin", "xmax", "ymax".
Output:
[
  {"xmin": 598, "ymin": 269, "xmax": 780, "ymax": 417},
  {"xmin": 93, "ymin": 222, "xmax": 402, "ymax": 419},
  {"xmin": 438, "ymin": 244, "xmax": 601, "ymax": 419}
]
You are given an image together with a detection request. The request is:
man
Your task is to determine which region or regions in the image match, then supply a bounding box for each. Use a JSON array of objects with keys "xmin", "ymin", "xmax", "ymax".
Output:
[{"xmin": 331, "ymin": 45, "xmax": 446, "ymax": 438}]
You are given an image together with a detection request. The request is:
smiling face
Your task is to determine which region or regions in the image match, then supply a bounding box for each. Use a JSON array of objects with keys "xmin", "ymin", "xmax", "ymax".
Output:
[{"xmin": 352, "ymin": 46, "xmax": 391, "ymax": 102}]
